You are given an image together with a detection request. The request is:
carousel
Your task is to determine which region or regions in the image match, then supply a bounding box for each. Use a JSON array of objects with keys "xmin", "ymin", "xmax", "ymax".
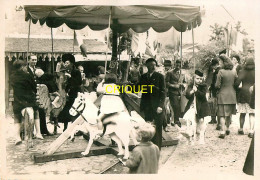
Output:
[{"xmin": 23, "ymin": 4, "xmax": 203, "ymax": 170}]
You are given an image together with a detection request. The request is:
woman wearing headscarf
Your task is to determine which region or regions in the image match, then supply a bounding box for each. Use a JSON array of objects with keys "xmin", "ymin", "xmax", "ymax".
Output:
[
  {"xmin": 235, "ymin": 57, "xmax": 255, "ymax": 138},
  {"xmin": 215, "ymin": 55, "xmax": 238, "ymax": 139}
]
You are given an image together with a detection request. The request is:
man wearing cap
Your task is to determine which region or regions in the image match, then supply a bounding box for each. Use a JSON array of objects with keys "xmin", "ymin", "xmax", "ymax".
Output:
[
  {"xmin": 184, "ymin": 69, "xmax": 210, "ymax": 121},
  {"xmin": 137, "ymin": 58, "xmax": 166, "ymax": 150},
  {"xmin": 165, "ymin": 60, "xmax": 185, "ymax": 127}
]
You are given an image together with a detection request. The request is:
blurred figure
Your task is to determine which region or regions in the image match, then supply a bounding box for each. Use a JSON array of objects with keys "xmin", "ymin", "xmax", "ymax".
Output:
[
  {"xmin": 235, "ymin": 57, "xmax": 255, "ymax": 138},
  {"xmin": 165, "ymin": 60, "xmax": 185, "ymax": 127},
  {"xmin": 231, "ymin": 54, "xmax": 242, "ymax": 75},
  {"xmin": 242, "ymin": 84, "xmax": 255, "ymax": 175},
  {"xmin": 215, "ymin": 55, "xmax": 237, "ymax": 139},
  {"xmin": 129, "ymin": 61, "xmax": 140, "ymax": 84},
  {"xmin": 10, "ymin": 60, "xmax": 38, "ymax": 144},
  {"xmin": 207, "ymin": 58, "xmax": 220, "ymax": 125}
]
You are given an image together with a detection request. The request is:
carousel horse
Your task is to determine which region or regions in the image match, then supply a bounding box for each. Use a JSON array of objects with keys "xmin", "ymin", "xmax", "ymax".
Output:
[
  {"xmin": 69, "ymin": 92, "xmax": 141, "ymax": 161},
  {"xmin": 36, "ymin": 71, "xmax": 67, "ymax": 135},
  {"xmin": 175, "ymin": 106, "xmax": 211, "ymax": 145},
  {"xmin": 21, "ymin": 107, "xmax": 34, "ymax": 150}
]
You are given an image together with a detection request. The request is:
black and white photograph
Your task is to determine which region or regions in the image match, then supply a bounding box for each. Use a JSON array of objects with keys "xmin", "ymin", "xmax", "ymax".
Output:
[{"xmin": 0, "ymin": 0, "xmax": 259, "ymax": 179}]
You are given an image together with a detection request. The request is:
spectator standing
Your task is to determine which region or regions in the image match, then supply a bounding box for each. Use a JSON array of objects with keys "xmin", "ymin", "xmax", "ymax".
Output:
[
  {"xmin": 58, "ymin": 54, "xmax": 82, "ymax": 131},
  {"xmin": 207, "ymin": 58, "xmax": 220, "ymax": 125},
  {"xmin": 165, "ymin": 60, "xmax": 185, "ymax": 127},
  {"xmin": 27, "ymin": 55, "xmax": 44, "ymax": 139},
  {"xmin": 137, "ymin": 58, "xmax": 166, "ymax": 150},
  {"xmin": 215, "ymin": 55, "xmax": 237, "ymax": 139},
  {"xmin": 231, "ymin": 54, "xmax": 242, "ymax": 75},
  {"xmin": 234, "ymin": 57, "xmax": 255, "ymax": 138}
]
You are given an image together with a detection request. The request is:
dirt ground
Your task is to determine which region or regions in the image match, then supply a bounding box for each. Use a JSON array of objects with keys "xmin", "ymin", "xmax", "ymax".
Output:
[{"xmin": 1, "ymin": 112, "xmax": 253, "ymax": 178}]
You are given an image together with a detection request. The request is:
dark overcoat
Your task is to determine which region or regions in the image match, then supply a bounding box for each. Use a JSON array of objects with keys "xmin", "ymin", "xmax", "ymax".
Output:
[
  {"xmin": 10, "ymin": 70, "xmax": 37, "ymax": 115},
  {"xmin": 215, "ymin": 69, "xmax": 237, "ymax": 105},
  {"xmin": 139, "ymin": 72, "xmax": 166, "ymax": 112},
  {"xmin": 184, "ymin": 83, "xmax": 211, "ymax": 119},
  {"xmin": 234, "ymin": 63, "xmax": 255, "ymax": 104},
  {"xmin": 137, "ymin": 71, "xmax": 166, "ymax": 149}
]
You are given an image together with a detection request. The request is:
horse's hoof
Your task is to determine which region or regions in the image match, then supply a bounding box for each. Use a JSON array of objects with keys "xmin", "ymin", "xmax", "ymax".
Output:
[
  {"xmin": 70, "ymin": 137, "xmax": 75, "ymax": 142},
  {"xmin": 35, "ymin": 134, "xmax": 44, "ymax": 140},
  {"xmin": 15, "ymin": 140, "xmax": 22, "ymax": 145},
  {"xmin": 117, "ymin": 154, "xmax": 124, "ymax": 159},
  {"xmin": 81, "ymin": 152, "xmax": 89, "ymax": 157},
  {"xmin": 199, "ymin": 141, "xmax": 205, "ymax": 145},
  {"xmin": 122, "ymin": 158, "xmax": 128, "ymax": 162}
]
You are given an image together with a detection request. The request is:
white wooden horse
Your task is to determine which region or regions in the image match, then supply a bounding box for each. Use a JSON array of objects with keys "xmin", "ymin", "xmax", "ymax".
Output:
[
  {"xmin": 69, "ymin": 92, "xmax": 139, "ymax": 160},
  {"xmin": 176, "ymin": 107, "xmax": 211, "ymax": 145},
  {"xmin": 21, "ymin": 107, "xmax": 34, "ymax": 150}
]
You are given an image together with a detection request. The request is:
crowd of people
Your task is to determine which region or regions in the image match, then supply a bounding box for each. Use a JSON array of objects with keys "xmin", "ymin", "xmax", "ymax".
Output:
[{"xmin": 9, "ymin": 52, "xmax": 255, "ymax": 174}]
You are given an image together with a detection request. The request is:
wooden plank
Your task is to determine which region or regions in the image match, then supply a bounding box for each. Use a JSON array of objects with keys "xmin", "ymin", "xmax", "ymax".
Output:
[
  {"xmin": 34, "ymin": 146, "xmax": 111, "ymax": 163},
  {"xmin": 162, "ymin": 139, "xmax": 179, "ymax": 146},
  {"xmin": 44, "ymin": 116, "xmax": 85, "ymax": 155}
]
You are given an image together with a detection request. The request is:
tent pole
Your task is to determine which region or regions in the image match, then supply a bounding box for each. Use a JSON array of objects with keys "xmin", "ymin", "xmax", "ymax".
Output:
[
  {"xmin": 73, "ymin": 30, "xmax": 75, "ymax": 53},
  {"xmin": 27, "ymin": 19, "xmax": 31, "ymax": 62},
  {"xmin": 192, "ymin": 22, "xmax": 197, "ymax": 113},
  {"xmin": 105, "ymin": 7, "xmax": 112, "ymax": 76},
  {"xmin": 180, "ymin": 31, "xmax": 183, "ymax": 90},
  {"xmin": 51, "ymin": 28, "xmax": 54, "ymax": 74}
]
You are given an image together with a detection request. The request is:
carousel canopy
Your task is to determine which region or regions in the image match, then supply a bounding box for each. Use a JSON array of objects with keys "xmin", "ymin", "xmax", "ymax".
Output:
[{"xmin": 24, "ymin": 5, "xmax": 202, "ymax": 33}]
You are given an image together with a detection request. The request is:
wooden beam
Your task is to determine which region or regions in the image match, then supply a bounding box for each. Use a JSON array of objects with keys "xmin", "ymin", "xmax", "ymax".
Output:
[
  {"xmin": 34, "ymin": 146, "xmax": 111, "ymax": 163},
  {"xmin": 44, "ymin": 117, "xmax": 85, "ymax": 155}
]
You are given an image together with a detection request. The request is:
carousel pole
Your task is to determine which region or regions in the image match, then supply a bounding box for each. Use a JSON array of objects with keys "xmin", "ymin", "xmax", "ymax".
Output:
[
  {"xmin": 51, "ymin": 28, "xmax": 54, "ymax": 74},
  {"xmin": 105, "ymin": 7, "xmax": 112, "ymax": 76},
  {"xmin": 73, "ymin": 30, "xmax": 75, "ymax": 53},
  {"xmin": 27, "ymin": 19, "xmax": 31, "ymax": 62},
  {"xmin": 192, "ymin": 22, "xmax": 197, "ymax": 113}
]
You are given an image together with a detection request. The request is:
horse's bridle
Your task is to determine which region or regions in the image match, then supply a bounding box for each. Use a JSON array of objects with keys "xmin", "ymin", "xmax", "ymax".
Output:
[{"xmin": 71, "ymin": 101, "xmax": 97, "ymax": 125}]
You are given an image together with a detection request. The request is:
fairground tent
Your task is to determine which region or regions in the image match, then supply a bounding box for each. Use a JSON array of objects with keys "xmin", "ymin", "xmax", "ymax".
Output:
[{"xmin": 24, "ymin": 5, "xmax": 202, "ymax": 33}]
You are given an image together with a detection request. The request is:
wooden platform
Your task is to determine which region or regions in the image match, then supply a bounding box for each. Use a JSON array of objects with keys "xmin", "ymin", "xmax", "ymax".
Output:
[
  {"xmin": 33, "ymin": 133, "xmax": 178, "ymax": 163},
  {"xmin": 33, "ymin": 93, "xmax": 178, "ymax": 163}
]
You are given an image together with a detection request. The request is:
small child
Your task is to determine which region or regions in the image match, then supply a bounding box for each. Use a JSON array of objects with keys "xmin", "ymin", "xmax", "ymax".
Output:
[
  {"xmin": 35, "ymin": 69, "xmax": 61, "ymax": 108},
  {"xmin": 184, "ymin": 69, "xmax": 211, "ymax": 121},
  {"xmin": 125, "ymin": 123, "xmax": 160, "ymax": 174},
  {"xmin": 96, "ymin": 73, "xmax": 125, "ymax": 131}
]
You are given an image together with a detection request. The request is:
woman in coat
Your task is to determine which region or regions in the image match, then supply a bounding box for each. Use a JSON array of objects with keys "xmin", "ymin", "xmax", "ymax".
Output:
[
  {"xmin": 234, "ymin": 57, "xmax": 255, "ymax": 138},
  {"xmin": 58, "ymin": 54, "xmax": 82, "ymax": 131},
  {"xmin": 215, "ymin": 55, "xmax": 237, "ymax": 139}
]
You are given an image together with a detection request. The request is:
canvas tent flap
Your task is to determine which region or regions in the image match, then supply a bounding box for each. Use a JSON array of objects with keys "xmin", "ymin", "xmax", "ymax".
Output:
[{"xmin": 24, "ymin": 5, "xmax": 202, "ymax": 32}]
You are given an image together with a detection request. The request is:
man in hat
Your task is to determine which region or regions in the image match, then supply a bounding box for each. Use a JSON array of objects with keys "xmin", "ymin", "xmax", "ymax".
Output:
[
  {"xmin": 137, "ymin": 58, "xmax": 166, "ymax": 150},
  {"xmin": 184, "ymin": 69, "xmax": 211, "ymax": 121},
  {"xmin": 165, "ymin": 60, "xmax": 185, "ymax": 127}
]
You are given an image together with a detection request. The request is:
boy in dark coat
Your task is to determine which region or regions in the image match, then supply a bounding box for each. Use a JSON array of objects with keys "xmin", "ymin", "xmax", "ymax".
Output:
[{"xmin": 184, "ymin": 69, "xmax": 211, "ymax": 121}]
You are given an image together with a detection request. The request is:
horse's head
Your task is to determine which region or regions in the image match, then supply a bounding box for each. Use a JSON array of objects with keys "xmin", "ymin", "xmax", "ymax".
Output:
[{"xmin": 69, "ymin": 92, "xmax": 86, "ymax": 116}]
